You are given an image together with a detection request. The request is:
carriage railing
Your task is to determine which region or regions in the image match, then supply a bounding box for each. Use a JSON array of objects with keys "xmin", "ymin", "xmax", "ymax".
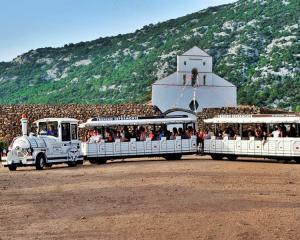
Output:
[
  {"xmin": 204, "ymin": 136, "xmax": 300, "ymax": 157},
  {"xmin": 82, "ymin": 136, "xmax": 198, "ymax": 158}
]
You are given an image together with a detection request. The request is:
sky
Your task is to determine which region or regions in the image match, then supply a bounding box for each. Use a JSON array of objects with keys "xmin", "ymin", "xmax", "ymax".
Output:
[{"xmin": 0, "ymin": 0, "xmax": 236, "ymax": 62}]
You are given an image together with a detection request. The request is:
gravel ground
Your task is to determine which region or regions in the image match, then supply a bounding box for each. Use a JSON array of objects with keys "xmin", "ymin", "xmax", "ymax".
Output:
[{"xmin": 0, "ymin": 156, "xmax": 299, "ymax": 240}]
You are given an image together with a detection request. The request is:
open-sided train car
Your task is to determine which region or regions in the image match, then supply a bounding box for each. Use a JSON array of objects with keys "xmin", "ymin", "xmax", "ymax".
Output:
[
  {"xmin": 80, "ymin": 115, "xmax": 198, "ymax": 164},
  {"xmin": 203, "ymin": 114, "xmax": 300, "ymax": 163}
]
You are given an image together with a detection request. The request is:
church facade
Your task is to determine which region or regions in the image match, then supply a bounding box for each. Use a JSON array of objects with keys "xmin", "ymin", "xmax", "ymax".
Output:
[{"xmin": 152, "ymin": 46, "xmax": 237, "ymax": 113}]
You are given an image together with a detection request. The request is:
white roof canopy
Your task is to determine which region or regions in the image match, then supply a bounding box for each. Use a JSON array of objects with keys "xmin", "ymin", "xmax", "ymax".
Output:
[
  {"xmin": 80, "ymin": 116, "xmax": 196, "ymax": 128},
  {"xmin": 204, "ymin": 114, "xmax": 300, "ymax": 124},
  {"xmin": 34, "ymin": 118, "xmax": 79, "ymax": 124}
]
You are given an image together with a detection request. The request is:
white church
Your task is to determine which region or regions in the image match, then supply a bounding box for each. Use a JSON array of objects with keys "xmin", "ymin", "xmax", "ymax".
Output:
[{"xmin": 152, "ymin": 46, "xmax": 237, "ymax": 113}]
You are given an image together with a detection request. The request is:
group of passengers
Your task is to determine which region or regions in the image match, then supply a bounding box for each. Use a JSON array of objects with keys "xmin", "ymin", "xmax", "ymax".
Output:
[
  {"xmin": 85, "ymin": 125, "xmax": 195, "ymax": 143},
  {"xmin": 207, "ymin": 123, "xmax": 297, "ymax": 140}
]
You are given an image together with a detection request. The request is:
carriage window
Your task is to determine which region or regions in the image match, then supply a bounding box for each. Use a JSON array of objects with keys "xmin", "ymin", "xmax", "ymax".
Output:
[
  {"xmin": 61, "ymin": 123, "xmax": 71, "ymax": 142},
  {"xmin": 38, "ymin": 121, "xmax": 58, "ymax": 137},
  {"xmin": 71, "ymin": 124, "xmax": 78, "ymax": 140},
  {"xmin": 183, "ymin": 74, "xmax": 186, "ymax": 85},
  {"xmin": 203, "ymin": 75, "xmax": 206, "ymax": 85},
  {"xmin": 184, "ymin": 61, "xmax": 186, "ymax": 65}
]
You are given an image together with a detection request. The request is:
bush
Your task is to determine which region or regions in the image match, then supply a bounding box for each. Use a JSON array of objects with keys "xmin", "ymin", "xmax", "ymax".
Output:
[{"xmin": 0, "ymin": 139, "xmax": 7, "ymax": 151}]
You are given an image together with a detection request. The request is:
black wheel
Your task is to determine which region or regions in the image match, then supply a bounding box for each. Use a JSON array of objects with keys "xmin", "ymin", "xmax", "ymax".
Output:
[
  {"xmin": 164, "ymin": 154, "xmax": 182, "ymax": 161},
  {"xmin": 211, "ymin": 154, "xmax": 223, "ymax": 160},
  {"xmin": 227, "ymin": 155, "xmax": 238, "ymax": 161},
  {"xmin": 36, "ymin": 154, "xmax": 46, "ymax": 170},
  {"xmin": 8, "ymin": 164, "xmax": 17, "ymax": 171},
  {"xmin": 96, "ymin": 158, "xmax": 107, "ymax": 164},
  {"xmin": 67, "ymin": 161, "xmax": 77, "ymax": 167},
  {"xmin": 77, "ymin": 160, "xmax": 84, "ymax": 165},
  {"xmin": 89, "ymin": 159, "xmax": 97, "ymax": 164},
  {"xmin": 294, "ymin": 158, "xmax": 300, "ymax": 164}
]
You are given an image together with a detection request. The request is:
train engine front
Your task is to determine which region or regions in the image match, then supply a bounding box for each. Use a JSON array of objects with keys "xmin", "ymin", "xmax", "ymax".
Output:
[
  {"xmin": 1, "ymin": 114, "xmax": 47, "ymax": 170},
  {"xmin": 1, "ymin": 114, "xmax": 83, "ymax": 171}
]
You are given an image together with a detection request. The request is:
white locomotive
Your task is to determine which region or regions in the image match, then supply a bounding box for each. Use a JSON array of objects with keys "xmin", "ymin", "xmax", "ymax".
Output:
[{"xmin": 1, "ymin": 114, "xmax": 83, "ymax": 171}]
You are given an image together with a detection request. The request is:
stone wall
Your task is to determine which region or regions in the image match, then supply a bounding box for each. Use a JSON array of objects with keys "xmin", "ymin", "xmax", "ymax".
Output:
[
  {"xmin": 0, "ymin": 104, "xmax": 161, "ymax": 145},
  {"xmin": 0, "ymin": 104, "xmax": 288, "ymax": 145}
]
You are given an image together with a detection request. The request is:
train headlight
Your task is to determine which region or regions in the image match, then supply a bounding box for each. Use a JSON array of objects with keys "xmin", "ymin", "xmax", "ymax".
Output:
[{"xmin": 27, "ymin": 148, "xmax": 33, "ymax": 156}]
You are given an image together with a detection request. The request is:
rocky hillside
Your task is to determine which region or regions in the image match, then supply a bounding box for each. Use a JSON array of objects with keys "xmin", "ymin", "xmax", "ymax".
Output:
[{"xmin": 0, "ymin": 0, "xmax": 299, "ymax": 109}]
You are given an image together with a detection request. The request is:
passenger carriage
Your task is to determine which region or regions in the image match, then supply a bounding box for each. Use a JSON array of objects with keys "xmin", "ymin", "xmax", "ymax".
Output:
[
  {"xmin": 203, "ymin": 114, "xmax": 300, "ymax": 163},
  {"xmin": 80, "ymin": 115, "xmax": 198, "ymax": 164}
]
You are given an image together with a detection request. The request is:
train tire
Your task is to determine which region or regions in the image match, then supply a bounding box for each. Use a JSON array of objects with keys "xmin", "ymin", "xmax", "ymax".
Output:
[
  {"xmin": 8, "ymin": 164, "xmax": 17, "ymax": 171},
  {"xmin": 89, "ymin": 159, "xmax": 97, "ymax": 164},
  {"xmin": 36, "ymin": 154, "xmax": 46, "ymax": 170},
  {"xmin": 96, "ymin": 158, "xmax": 107, "ymax": 164},
  {"xmin": 164, "ymin": 154, "xmax": 182, "ymax": 161},
  {"xmin": 227, "ymin": 155, "xmax": 238, "ymax": 161},
  {"xmin": 211, "ymin": 154, "xmax": 223, "ymax": 160},
  {"xmin": 77, "ymin": 160, "xmax": 84, "ymax": 165},
  {"xmin": 67, "ymin": 161, "xmax": 77, "ymax": 167}
]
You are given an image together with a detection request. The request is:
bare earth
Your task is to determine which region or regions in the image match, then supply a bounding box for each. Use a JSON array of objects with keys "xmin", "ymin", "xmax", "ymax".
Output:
[{"xmin": 0, "ymin": 156, "xmax": 299, "ymax": 240}]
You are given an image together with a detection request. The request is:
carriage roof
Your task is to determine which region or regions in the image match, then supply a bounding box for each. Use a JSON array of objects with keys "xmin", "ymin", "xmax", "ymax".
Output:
[
  {"xmin": 204, "ymin": 114, "xmax": 300, "ymax": 124},
  {"xmin": 34, "ymin": 118, "xmax": 79, "ymax": 124},
  {"xmin": 79, "ymin": 115, "xmax": 196, "ymax": 128}
]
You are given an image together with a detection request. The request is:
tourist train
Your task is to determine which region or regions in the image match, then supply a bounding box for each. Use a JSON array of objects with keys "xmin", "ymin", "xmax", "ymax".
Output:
[{"xmin": 2, "ymin": 113, "xmax": 300, "ymax": 171}]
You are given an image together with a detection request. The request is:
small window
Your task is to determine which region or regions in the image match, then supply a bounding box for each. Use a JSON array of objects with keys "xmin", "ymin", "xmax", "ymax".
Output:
[
  {"xmin": 203, "ymin": 75, "xmax": 206, "ymax": 85},
  {"xmin": 203, "ymin": 61, "xmax": 206, "ymax": 66},
  {"xmin": 183, "ymin": 74, "xmax": 186, "ymax": 85},
  {"xmin": 61, "ymin": 123, "xmax": 71, "ymax": 142},
  {"xmin": 71, "ymin": 124, "xmax": 78, "ymax": 140},
  {"xmin": 184, "ymin": 61, "xmax": 187, "ymax": 65}
]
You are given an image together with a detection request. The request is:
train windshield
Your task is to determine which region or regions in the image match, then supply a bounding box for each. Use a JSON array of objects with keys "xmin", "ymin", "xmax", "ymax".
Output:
[{"xmin": 38, "ymin": 121, "xmax": 59, "ymax": 137}]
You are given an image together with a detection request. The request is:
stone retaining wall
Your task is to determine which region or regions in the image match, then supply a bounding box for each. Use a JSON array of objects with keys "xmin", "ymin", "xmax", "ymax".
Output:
[
  {"xmin": 0, "ymin": 104, "xmax": 288, "ymax": 145},
  {"xmin": 0, "ymin": 104, "xmax": 161, "ymax": 145}
]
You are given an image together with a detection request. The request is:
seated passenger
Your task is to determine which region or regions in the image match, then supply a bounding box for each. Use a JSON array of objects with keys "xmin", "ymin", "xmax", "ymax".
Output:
[
  {"xmin": 90, "ymin": 130, "xmax": 101, "ymax": 143},
  {"xmin": 149, "ymin": 130, "xmax": 156, "ymax": 141},
  {"xmin": 255, "ymin": 126, "xmax": 263, "ymax": 139},
  {"xmin": 288, "ymin": 124, "xmax": 297, "ymax": 137},
  {"xmin": 104, "ymin": 128, "xmax": 114, "ymax": 142},
  {"xmin": 47, "ymin": 125, "xmax": 57, "ymax": 136},
  {"xmin": 170, "ymin": 127, "xmax": 178, "ymax": 140},
  {"xmin": 157, "ymin": 128, "xmax": 164, "ymax": 140},
  {"xmin": 139, "ymin": 126, "xmax": 146, "ymax": 141},
  {"xmin": 270, "ymin": 127, "xmax": 280, "ymax": 138},
  {"xmin": 115, "ymin": 131, "xmax": 122, "ymax": 140},
  {"xmin": 215, "ymin": 129, "xmax": 223, "ymax": 139},
  {"xmin": 122, "ymin": 126, "xmax": 131, "ymax": 141},
  {"xmin": 106, "ymin": 132, "xmax": 114, "ymax": 142}
]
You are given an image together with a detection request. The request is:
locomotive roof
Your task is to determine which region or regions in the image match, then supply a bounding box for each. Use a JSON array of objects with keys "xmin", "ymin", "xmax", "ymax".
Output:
[
  {"xmin": 204, "ymin": 114, "xmax": 300, "ymax": 124},
  {"xmin": 34, "ymin": 118, "xmax": 79, "ymax": 124},
  {"xmin": 79, "ymin": 115, "xmax": 196, "ymax": 128}
]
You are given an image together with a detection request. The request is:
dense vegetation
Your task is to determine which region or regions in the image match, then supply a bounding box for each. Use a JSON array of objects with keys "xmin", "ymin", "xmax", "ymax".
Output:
[{"xmin": 0, "ymin": 0, "xmax": 299, "ymax": 109}]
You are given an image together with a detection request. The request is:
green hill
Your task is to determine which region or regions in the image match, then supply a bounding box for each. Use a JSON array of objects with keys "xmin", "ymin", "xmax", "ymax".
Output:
[{"xmin": 0, "ymin": 0, "xmax": 299, "ymax": 109}]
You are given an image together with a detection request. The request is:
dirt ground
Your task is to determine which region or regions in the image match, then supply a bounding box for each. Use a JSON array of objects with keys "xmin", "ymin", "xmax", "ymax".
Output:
[{"xmin": 0, "ymin": 155, "xmax": 299, "ymax": 240}]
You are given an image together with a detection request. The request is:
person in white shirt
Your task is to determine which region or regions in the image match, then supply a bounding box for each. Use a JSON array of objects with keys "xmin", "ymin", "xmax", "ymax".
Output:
[{"xmin": 271, "ymin": 127, "xmax": 280, "ymax": 138}]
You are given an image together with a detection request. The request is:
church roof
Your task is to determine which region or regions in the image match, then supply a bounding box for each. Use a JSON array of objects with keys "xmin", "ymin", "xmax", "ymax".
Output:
[{"xmin": 181, "ymin": 46, "xmax": 210, "ymax": 57}]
